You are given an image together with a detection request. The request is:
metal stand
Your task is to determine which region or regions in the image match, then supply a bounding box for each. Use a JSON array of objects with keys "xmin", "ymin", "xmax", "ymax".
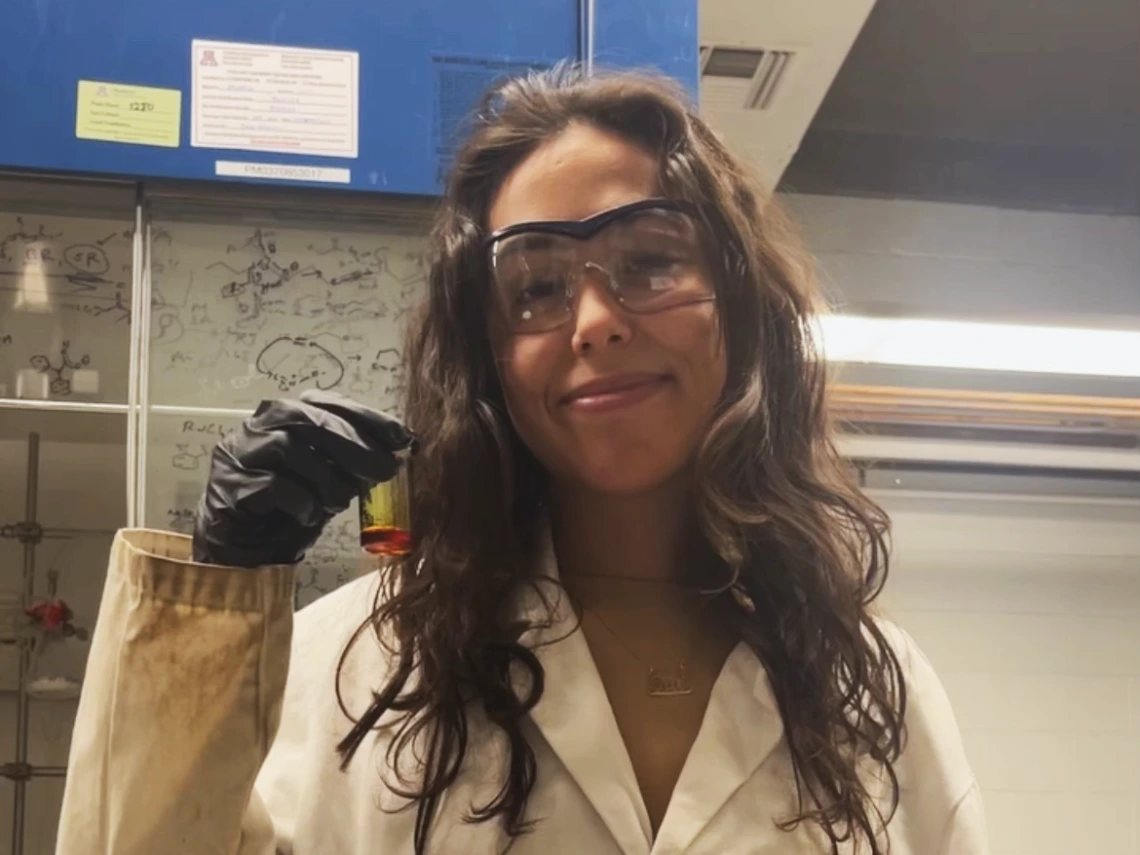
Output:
[{"xmin": 0, "ymin": 432, "xmax": 110, "ymax": 855}]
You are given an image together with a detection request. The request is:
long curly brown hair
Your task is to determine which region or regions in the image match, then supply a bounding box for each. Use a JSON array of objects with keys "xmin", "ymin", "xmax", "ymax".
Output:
[{"xmin": 336, "ymin": 64, "xmax": 906, "ymax": 855}]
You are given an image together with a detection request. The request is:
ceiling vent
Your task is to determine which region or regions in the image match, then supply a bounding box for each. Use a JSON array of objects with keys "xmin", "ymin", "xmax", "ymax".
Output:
[
  {"xmin": 698, "ymin": 0, "xmax": 878, "ymax": 185},
  {"xmin": 700, "ymin": 46, "xmax": 795, "ymax": 112}
]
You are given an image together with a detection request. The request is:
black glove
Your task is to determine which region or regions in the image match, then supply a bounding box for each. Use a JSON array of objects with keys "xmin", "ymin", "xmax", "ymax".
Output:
[{"xmin": 192, "ymin": 390, "xmax": 416, "ymax": 567}]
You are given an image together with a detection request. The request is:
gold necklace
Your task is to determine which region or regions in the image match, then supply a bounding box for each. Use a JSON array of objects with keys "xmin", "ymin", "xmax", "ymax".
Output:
[{"xmin": 585, "ymin": 607, "xmax": 703, "ymax": 698}]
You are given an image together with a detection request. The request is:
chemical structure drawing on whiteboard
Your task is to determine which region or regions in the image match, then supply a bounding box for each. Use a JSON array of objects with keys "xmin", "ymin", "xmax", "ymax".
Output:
[
  {"xmin": 144, "ymin": 220, "xmax": 427, "ymax": 604},
  {"xmin": 148, "ymin": 223, "xmax": 425, "ymax": 414},
  {"xmin": 28, "ymin": 340, "xmax": 92, "ymax": 396},
  {"xmin": 3, "ymin": 209, "xmax": 428, "ymax": 605},
  {"xmin": 0, "ymin": 212, "xmax": 135, "ymax": 401}
]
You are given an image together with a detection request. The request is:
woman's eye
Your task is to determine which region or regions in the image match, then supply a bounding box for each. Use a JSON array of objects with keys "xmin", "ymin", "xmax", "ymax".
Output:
[
  {"xmin": 621, "ymin": 255, "xmax": 688, "ymax": 291},
  {"xmin": 516, "ymin": 279, "xmax": 562, "ymax": 304},
  {"xmin": 624, "ymin": 254, "xmax": 683, "ymax": 275}
]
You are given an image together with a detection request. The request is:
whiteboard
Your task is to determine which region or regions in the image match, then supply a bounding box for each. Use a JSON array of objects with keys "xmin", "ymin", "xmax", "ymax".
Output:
[
  {"xmin": 144, "ymin": 216, "xmax": 428, "ymax": 605},
  {"xmin": 147, "ymin": 220, "xmax": 426, "ymax": 407},
  {"xmin": 0, "ymin": 209, "xmax": 134, "ymax": 402},
  {"xmin": 0, "ymin": 199, "xmax": 430, "ymax": 607}
]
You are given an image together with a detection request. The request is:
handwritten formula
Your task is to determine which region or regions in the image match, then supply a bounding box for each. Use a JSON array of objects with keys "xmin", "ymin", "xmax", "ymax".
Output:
[
  {"xmin": 149, "ymin": 222, "xmax": 425, "ymax": 414},
  {"xmin": 0, "ymin": 211, "xmax": 134, "ymax": 401},
  {"xmin": 3, "ymin": 205, "xmax": 426, "ymax": 603},
  {"xmin": 144, "ymin": 217, "xmax": 427, "ymax": 603}
]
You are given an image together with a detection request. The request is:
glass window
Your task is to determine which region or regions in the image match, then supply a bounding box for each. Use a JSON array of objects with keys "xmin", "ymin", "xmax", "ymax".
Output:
[
  {"xmin": 0, "ymin": 179, "xmax": 135, "ymax": 405},
  {"xmin": 143, "ymin": 189, "xmax": 429, "ymax": 606},
  {"xmin": 0, "ymin": 175, "xmax": 135, "ymax": 855}
]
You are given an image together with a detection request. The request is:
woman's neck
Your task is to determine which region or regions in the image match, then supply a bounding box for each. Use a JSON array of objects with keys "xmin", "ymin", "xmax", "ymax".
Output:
[{"xmin": 550, "ymin": 476, "xmax": 696, "ymax": 584}]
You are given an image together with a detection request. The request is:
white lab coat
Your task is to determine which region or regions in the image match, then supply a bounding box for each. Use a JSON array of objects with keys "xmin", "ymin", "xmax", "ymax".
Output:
[{"xmin": 56, "ymin": 529, "xmax": 988, "ymax": 855}]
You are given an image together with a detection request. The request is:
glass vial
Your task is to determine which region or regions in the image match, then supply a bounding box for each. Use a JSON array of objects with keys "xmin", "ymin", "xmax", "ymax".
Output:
[{"xmin": 359, "ymin": 458, "xmax": 413, "ymax": 557}]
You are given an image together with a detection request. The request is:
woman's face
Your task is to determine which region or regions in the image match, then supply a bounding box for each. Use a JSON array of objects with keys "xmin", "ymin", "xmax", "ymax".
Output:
[{"xmin": 488, "ymin": 123, "xmax": 727, "ymax": 497}]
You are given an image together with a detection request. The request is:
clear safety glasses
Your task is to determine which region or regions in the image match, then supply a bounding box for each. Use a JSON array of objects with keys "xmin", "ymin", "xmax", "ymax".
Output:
[{"xmin": 485, "ymin": 198, "xmax": 716, "ymax": 335}]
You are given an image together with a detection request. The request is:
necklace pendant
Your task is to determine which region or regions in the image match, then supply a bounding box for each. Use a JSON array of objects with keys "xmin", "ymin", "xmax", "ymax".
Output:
[{"xmin": 647, "ymin": 662, "xmax": 693, "ymax": 697}]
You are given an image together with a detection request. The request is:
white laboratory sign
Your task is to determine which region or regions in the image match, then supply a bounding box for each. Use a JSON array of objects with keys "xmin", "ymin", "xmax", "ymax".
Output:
[
  {"xmin": 191, "ymin": 39, "xmax": 359, "ymax": 159},
  {"xmin": 215, "ymin": 160, "xmax": 351, "ymax": 184}
]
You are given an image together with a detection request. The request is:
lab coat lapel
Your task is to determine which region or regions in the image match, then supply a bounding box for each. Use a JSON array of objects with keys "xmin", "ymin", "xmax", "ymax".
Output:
[
  {"xmin": 516, "ymin": 537, "xmax": 653, "ymax": 855},
  {"xmin": 652, "ymin": 643, "xmax": 784, "ymax": 854}
]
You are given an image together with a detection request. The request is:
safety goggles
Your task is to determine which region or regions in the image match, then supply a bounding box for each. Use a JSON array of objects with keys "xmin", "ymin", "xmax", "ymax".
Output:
[{"xmin": 485, "ymin": 198, "xmax": 715, "ymax": 335}]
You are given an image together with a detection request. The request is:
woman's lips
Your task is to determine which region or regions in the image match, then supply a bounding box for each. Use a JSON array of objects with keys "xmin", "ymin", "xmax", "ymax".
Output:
[{"xmin": 561, "ymin": 373, "xmax": 672, "ymax": 414}]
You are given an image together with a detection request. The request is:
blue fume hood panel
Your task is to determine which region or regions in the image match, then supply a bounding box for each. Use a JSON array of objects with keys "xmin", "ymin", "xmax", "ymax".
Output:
[{"xmin": 0, "ymin": 0, "xmax": 696, "ymax": 195}]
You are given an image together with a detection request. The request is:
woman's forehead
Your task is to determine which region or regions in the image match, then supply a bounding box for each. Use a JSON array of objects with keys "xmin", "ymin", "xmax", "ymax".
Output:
[{"xmin": 488, "ymin": 124, "xmax": 660, "ymax": 232}]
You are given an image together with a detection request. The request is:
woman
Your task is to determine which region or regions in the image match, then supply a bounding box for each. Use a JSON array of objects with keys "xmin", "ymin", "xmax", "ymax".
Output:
[{"xmin": 57, "ymin": 66, "xmax": 986, "ymax": 855}]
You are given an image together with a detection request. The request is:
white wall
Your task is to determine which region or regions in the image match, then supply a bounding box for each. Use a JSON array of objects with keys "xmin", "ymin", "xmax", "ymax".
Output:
[
  {"xmin": 788, "ymin": 193, "xmax": 1140, "ymax": 854},
  {"xmin": 879, "ymin": 492, "xmax": 1140, "ymax": 855},
  {"xmin": 793, "ymin": 192, "xmax": 1140, "ymax": 855},
  {"xmin": 783, "ymin": 193, "xmax": 1140, "ymax": 330}
]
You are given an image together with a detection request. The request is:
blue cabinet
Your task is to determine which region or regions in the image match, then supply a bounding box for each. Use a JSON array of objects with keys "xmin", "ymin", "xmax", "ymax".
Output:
[{"xmin": 0, "ymin": 0, "xmax": 696, "ymax": 194}]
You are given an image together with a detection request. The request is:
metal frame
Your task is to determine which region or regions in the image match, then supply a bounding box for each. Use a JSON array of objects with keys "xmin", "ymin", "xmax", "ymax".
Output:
[
  {"xmin": 126, "ymin": 193, "xmax": 145, "ymax": 527},
  {"xmin": 582, "ymin": 0, "xmax": 596, "ymax": 75},
  {"xmin": 0, "ymin": 433, "xmax": 100, "ymax": 855},
  {"xmin": 135, "ymin": 212, "xmax": 154, "ymax": 525},
  {"xmin": 833, "ymin": 382, "xmax": 1140, "ymax": 475},
  {"xmin": 839, "ymin": 433, "xmax": 1140, "ymax": 474}
]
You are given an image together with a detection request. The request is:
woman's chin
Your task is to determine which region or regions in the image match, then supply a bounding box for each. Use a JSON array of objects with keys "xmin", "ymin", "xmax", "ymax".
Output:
[{"xmin": 567, "ymin": 461, "xmax": 684, "ymax": 498}]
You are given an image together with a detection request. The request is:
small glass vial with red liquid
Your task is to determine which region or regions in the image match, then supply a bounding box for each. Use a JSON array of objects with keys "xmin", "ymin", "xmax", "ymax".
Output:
[{"xmin": 359, "ymin": 455, "xmax": 414, "ymax": 557}]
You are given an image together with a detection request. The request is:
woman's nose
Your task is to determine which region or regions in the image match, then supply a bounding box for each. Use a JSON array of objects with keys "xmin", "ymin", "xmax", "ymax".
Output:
[{"xmin": 570, "ymin": 265, "xmax": 632, "ymax": 354}]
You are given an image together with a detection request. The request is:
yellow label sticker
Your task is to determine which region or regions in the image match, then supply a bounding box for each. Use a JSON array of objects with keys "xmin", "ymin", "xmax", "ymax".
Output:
[{"xmin": 76, "ymin": 80, "xmax": 182, "ymax": 148}]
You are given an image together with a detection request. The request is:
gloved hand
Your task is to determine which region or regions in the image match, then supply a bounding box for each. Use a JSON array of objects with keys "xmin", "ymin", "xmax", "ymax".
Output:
[{"xmin": 192, "ymin": 390, "xmax": 416, "ymax": 567}]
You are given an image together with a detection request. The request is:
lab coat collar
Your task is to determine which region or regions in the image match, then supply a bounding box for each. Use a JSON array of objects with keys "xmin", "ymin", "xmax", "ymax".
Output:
[
  {"xmin": 518, "ymin": 536, "xmax": 654, "ymax": 855},
  {"xmin": 652, "ymin": 643, "xmax": 784, "ymax": 853},
  {"xmin": 515, "ymin": 526, "xmax": 785, "ymax": 855}
]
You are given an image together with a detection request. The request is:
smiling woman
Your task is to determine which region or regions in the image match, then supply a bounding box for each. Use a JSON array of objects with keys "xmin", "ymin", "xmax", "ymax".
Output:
[
  {"xmin": 348, "ymin": 65, "xmax": 981, "ymax": 852},
  {"xmin": 489, "ymin": 147, "xmax": 726, "ymax": 497},
  {"xmin": 56, "ymin": 65, "xmax": 986, "ymax": 855}
]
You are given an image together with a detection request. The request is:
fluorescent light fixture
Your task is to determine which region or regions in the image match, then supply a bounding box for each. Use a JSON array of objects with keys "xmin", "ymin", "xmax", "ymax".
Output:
[{"xmin": 814, "ymin": 315, "xmax": 1140, "ymax": 379}]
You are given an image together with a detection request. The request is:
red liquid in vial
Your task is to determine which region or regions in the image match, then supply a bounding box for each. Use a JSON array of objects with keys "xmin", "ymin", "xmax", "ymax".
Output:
[{"xmin": 361, "ymin": 526, "xmax": 414, "ymax": 556}]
